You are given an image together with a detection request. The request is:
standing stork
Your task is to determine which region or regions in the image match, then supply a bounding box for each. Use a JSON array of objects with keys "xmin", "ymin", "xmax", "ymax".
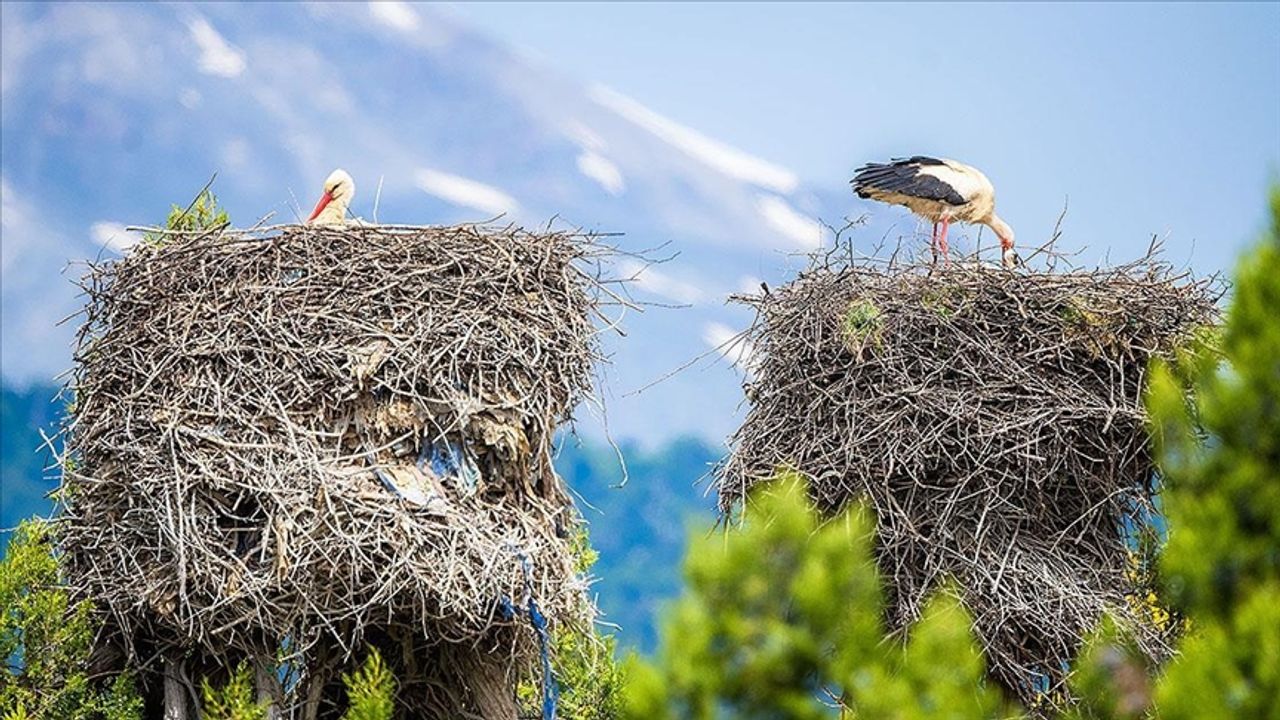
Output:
[
  {"xmin": 852, "ymin": 156, "xmax": 1019, "ymax": 268},
  {"xmin": 306, "ymin": 169, "xmax": 355, "ymax": 225}
]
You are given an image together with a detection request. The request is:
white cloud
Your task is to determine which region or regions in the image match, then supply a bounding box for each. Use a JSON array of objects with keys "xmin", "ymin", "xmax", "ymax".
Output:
[
  {"xmin": 703, "ymin": 321, "xmax": 755, "ymax": 369},
  {"xmin": 1, "ymin": 176, "xmax": 83, "ymax": 382},
  {"xmin": 1, "ymin": 176, "xmax": 27, "ymax": 274},
  {"xmin": 577, "ymin": 152, "xmax": 625, "ymax": 196},
  {"xmin": 79, "ymin": 27, "xmax": 141, "ymax": 90},
  {"xmin": 221, "ymin": 137, "xmax": 251, "ymax": 169},
  {"xmin": 90, "ymin": 221, "xmax": 136, "ymax": 253},
  {"xmin": 737, "ymin": 275, "xmax": 765, "ymax": 295},
  {"xmin": 414, "ymin": 168, "xmax": 519, "ymax": 217},
  {"xmin": 368, "ymin": 1, "xmax": 421, "ymax": 32},
  {"xmin": 755, "ymin": 194, "xmax": 824, "ymax": 249},
  {"xmin": 567, "ymin": 121, "xmax": 605, "ymax": 152},
  {"xmin": 0, "ymin": 6, "xmax": 33, "ymax": 100},
  {"xmin": 590, "ymin": 85, "xmax": 798, "ymax": 194},
  {"xmin": 178, "ymin": 87, "xmax": 202, "ymax": 109},
  {"xmin": 187, "ymin": 16, "xmax": 246, "ymax": 78},
  {"xmin": 618, "ymin": 259, "xmax": 706, "ymax": 305}
]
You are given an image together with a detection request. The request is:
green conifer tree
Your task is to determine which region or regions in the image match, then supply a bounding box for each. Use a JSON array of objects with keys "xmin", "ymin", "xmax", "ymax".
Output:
[
  {"xmin": 201, "ymin": 664, "xmax": 268, "ymax": 720},
  {"xmin": 0, "ymin": 521, "xmax": 143, "ymax": 720},
  {"xmin": 341, "ymin": 649, "xmax": 396, "ymax": 720},
  {"xmin": 622, "ymin": 478, "xmax": 1020, "ymax": 719},
  {"xmin": 1072, "ymin": 189, "xmax": 1280, "ymax": 718}
]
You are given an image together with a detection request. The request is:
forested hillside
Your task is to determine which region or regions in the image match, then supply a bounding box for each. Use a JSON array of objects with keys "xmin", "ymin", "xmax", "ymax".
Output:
[{"xmin": 0, "ymin": 384, "xmax": 64, "ymax": 537}]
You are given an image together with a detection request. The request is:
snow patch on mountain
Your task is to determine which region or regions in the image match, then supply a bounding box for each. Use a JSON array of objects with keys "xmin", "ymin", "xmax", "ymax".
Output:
[
  {"xmin": 589, "ymin": 85, "xmax": 799, "ymax": 194},
  {"xmin": 566, "ymin": 121, "xmax": 606, "ymax": 152},
  {"xmin": 577, "ymin": 152, "xmax": 625, "ymax": 196},
  {"xmin": 737, "ymin": 275, "xmax": 765, "ymax": 295},
  {"xmin": 1, "ymin": 177, "xmax": 29, "ymax": 274},
  {"xmin": 178, "ymin": 87, "xmax": 202, "ymax": 109},
  {"xmin": 414, "ymin": 168, "xmax": 519, "ymax": 217},
  {"xmin": 0, "ymin": 2, "xmax": 850, "ymax": 441},
  {"xmin": 703, "ymin": 321, "xmax": 754, "ymax": 369},
  {"xmin": 618, "ymin": 259, "xmax": 708, "ymax": 306},
  {"xmin": 755, "ymin": 194, "xmax": 824, "ymax": 249}
]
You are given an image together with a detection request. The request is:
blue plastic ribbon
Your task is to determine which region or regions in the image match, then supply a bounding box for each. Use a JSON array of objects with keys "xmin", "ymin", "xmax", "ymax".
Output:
[{"xmin": 501, "ymin": 547, "xmax": 558, "ymax": 720}]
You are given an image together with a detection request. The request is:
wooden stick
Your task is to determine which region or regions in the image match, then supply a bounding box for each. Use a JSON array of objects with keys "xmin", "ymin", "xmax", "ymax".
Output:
[{"xmin": 164, "ymin": 657, "xmax": 189, "ymax": 720}]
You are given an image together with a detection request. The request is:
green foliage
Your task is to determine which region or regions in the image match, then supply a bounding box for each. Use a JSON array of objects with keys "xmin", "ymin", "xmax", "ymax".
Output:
[
  {"xmin": 541, "ymin": 624, "xmax": 628, "ymax": 720},
  {"xmin": 1147, "ymin": 189, "xmax": 1280, "ymax": 718},
  {"xmin": 842, "ymin": 300, "xmax": 883, "ymax": 354},
  {"xmin": 143, "ymin": 183, "xmax": 230, "ymax": 247},
  {"xmin": 198, "ymin": 650, "xmax": 394, "ymax": 720},
  {"xmin": 1072, "ymin": 187, "xmax": 1280, "ymax": 718},
  {"xmin": 623, "ymin": 477, "xmax": 1019, "ymax": 719},
  {"xmin": 0, "ymin": 520, "xmax": 142, "ymax": 720},
  {"xmin": 202, "ymin": 663, "xmax": 268, "ymax": 720},
  {"xmin": 1063, "ymin": 619, "xmax": 1153, "ymax": 720},
  {"xmin": 919, "ymin": 284, "xmax": 960, "ymax": 317},
  {"xmin": 342, "ymin": 649, "xmax": 395, "ymax": 720}
]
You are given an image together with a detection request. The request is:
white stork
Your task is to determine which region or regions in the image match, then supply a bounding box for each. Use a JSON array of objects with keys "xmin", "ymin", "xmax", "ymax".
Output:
[
  {"xmin": 852, "ymin": 156, "xmax": 1019, "ymax": 268},
  {"xmin": 306, "ymin": 169, "xmax": 355, "ymax": 225}
]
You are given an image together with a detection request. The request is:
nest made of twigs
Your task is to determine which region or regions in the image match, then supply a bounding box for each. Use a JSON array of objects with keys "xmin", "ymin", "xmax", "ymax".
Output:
[
  {"xmin": 58, "ymin": 223, "xmax": 619, "ymax": 694},
  {"xmin": 717, "ymin": 247, "xmax": 1219, "ymax": 707}
]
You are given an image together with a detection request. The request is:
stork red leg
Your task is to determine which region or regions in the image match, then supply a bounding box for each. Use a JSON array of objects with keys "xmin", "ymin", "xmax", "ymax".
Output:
[{"xmin": 938, "ymin": 217, "xmax": 951, "ymax": 262}]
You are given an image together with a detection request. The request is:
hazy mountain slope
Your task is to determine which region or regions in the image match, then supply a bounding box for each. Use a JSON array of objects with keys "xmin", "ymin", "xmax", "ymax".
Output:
[
  {"xmin": 0, "ymin": 2, "xmax": 871, "ymax": 442},
  {"xmin": 0, "ymin": 384, "xmax": 63, "ymax": 538}
]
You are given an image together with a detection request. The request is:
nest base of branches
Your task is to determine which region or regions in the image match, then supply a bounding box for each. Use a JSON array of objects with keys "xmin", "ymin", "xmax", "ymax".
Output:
[
  {"xmin": 60, "ymin": 223, "xmax": 618, "ymax": 717},
  {"xmin": 719, "ymin": 249, "xmax": 1219, "ymax": 707}
]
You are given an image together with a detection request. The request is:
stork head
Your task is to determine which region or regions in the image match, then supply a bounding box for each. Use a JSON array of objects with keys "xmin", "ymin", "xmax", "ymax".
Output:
[
  {"xmin": 307, "ymin": 168, "xmax": 355, "ymax": 224},
  {"xmin": 987, "ymin": 214, "xmax": 1020, "ymax": 269}
]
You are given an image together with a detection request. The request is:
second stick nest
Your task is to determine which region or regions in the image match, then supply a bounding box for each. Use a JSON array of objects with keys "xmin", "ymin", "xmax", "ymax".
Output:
[{"xmin": 718, "ymin": 251, "xmax": 1219, "ymax": 706}]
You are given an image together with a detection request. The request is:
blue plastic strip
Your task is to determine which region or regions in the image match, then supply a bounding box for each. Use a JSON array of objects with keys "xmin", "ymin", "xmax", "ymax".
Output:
[{"xmin": 502, "ymin": 548, "xmax": 558, "ymax": 720}]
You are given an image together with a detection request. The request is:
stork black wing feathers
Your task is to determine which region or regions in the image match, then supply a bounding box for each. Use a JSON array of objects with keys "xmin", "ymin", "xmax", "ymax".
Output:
[
  {"xmin": 851, "ymin": 157, "xmax": 966, "ymax": 206},
  {"xmin": 898, "ymin": 155, "xmax": 948, "ymax": 166}
]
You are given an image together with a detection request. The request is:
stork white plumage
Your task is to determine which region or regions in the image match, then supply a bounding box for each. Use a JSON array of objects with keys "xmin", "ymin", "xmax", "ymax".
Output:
[
  {"xmin": 852, "ymin": 157, "xmax": 1019, "ymax": 268},
  {"xmin": 306, "ymin": 169, "xmax": 355, "ymax": 225}
]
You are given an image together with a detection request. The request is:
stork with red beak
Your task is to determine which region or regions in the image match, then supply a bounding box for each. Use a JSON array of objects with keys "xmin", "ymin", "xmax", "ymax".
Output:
[
  {"xmin": 306, "ymin": 169, "xmax": 355, "ymax": 225},
  {"xmin": 852, "ymin": 157, "xmax": 1019, "ymax": 268}
]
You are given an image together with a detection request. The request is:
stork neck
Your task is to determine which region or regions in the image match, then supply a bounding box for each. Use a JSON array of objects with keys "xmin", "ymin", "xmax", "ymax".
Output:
[{"xmin": 987, "ymin": 214, "xmax": 1014, "ymax": 250}]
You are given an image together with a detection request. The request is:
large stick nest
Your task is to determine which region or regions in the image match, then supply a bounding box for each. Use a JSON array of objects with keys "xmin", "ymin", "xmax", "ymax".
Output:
[
  {"xmin": 59, "ymin": 223, "xmax": 617, "ymax": 682},
  {"xmin": 717, "ymin": 247, "xmax": 1219, "ymax": 706}
]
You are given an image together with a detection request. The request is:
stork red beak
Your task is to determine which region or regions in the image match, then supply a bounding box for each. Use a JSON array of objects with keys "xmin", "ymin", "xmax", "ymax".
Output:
[{"xmin": 307, "ymin": 190, "xmax": 334, "ymax": 222}]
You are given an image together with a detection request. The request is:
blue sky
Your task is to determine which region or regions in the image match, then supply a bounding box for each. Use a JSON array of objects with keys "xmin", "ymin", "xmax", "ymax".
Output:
[
  {"xmin": 1, "ymin": 2, "xmax": 1277, "ymax": 441},
  {"xmin": 451, "ymin": 1, "xmax": 1280, "ymax": 271}
]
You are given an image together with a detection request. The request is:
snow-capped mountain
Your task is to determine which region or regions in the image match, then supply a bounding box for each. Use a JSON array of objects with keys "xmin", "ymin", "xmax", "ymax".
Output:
[{"xmin": 1, "ymin": 2, "xmax": 856, "ymax": 442}]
